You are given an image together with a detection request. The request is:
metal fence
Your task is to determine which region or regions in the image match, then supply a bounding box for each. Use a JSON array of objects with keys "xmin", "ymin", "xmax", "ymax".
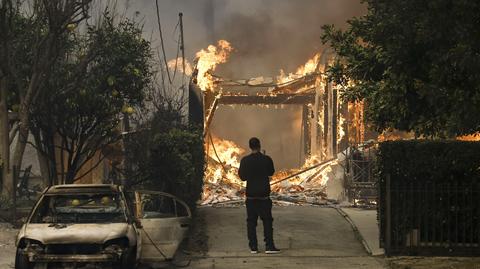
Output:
[
  {"xmin": 345, "ymin": 145, "xmax": 377, "ymax": 205},
  {"xmin": 381, "ymin": 175, "xmax": 480, "ymax": 256}
]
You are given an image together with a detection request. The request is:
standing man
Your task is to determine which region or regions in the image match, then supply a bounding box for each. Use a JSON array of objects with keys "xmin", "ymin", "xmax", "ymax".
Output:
[{"xmin": 238, "ymin": 137, "xmax": 280, "ymax": 254}]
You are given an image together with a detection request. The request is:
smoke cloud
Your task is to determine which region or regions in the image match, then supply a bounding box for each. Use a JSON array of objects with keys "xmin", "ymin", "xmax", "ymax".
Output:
[{"xmin": 124, "ymin": 0, "xmax": 365, "ymax": 77}]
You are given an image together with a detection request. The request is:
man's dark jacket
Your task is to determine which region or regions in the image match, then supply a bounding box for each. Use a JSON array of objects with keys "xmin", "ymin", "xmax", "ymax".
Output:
[{"xmin": 238, "ymin": 152, "xmax": 275, "ymax": 198}]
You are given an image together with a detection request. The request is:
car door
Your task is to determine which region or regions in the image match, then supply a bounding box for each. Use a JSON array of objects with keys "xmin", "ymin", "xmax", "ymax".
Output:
[{"xmin": 133, "ymin": 190, "xmax": 191, "ymax": 262}]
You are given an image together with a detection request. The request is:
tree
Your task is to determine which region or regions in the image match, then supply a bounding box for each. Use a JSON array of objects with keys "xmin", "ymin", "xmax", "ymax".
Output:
[
  {"xmin": 122, "ymin": 90, "xmax": 204, "ymax": 208},
  {"xmin": 30, "ymin": 15, "xmax": 152, "ymax": 184},
  {"xmin": 0, "ymin": 0, "xmax": 92, "ymax": 198},
  {"xmin": 321, "ymin": 0, "xmax": 480, "ymax": 138}
]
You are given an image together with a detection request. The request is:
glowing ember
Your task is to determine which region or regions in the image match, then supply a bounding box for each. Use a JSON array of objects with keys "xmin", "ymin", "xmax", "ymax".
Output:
[
  {"xmin": 167, "ymin": 57, "xmax": 193, "ymax": 76},
  {"xmin": 277, "ymin": 53, "xmax": 321, "ymax": 84},
  {"xmin": 457, "ymin": 133, "xmax": 480, "ymax": 141},
  {"xmin": 195, "ymin": 40, "xmax": 233, "ymax": 92}
]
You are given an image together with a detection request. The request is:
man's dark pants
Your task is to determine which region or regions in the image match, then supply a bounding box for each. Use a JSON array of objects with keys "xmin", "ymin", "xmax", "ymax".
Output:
[{"xmin": 246, "ymin": 198, "xmax": 274, "ymax": 249}]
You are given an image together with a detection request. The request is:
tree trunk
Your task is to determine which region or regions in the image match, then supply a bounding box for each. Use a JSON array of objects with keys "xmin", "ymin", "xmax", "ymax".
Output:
[
  {"xmin": 32, "ymin": 131, "xmax": 55, "ymax": 188},
  {"xmin": 12, "ymin": 72, "xmax": 40, "ymax": 186},
  {"xmin": 0, "ymin": 77, "xmax": 12, "ymax": 198},
  {"xmin": 65, "ymin": 170, "xmax": 77, "ymax": 184},
  {"xmin": 12, "ymin": 105, "xmax": 28, "ymax": 184},
  {"xmin": 36, "ymin": 148, "xmax": 51, "ymax": 187}
]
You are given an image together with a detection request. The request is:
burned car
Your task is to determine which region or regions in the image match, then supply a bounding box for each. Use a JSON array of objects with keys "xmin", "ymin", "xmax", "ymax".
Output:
[{"xmin": 15, "ymin": 184, "xmax": 191, "ymax": 269}]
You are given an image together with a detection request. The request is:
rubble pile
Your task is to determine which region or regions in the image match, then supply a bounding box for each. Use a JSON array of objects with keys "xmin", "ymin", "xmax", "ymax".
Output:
[{"xmin": 201, "ymin": 137, "xmax": 338, "ymax": 206}]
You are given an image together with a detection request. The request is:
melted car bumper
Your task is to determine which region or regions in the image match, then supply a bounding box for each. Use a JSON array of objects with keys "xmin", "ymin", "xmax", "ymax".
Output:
[{"xmin": 28, "ymin": 253, "xmax": 120, "ymax": 263}]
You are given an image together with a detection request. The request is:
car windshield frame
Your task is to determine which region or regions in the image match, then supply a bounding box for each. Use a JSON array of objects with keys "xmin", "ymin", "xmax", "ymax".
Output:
[{"xmin": 29, "ymin": 192, "xmax": 129, "ymax": 224}]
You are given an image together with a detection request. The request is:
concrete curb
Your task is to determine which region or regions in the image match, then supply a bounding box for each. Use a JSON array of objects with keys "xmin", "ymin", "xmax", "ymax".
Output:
[{"xmin": 334, "ymin": 207, "xmax": 373, "ymax": 256}]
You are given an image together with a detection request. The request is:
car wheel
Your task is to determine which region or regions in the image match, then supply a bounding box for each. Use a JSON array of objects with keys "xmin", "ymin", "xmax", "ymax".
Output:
[
  {"xmin": 15, "ymin": 248, "xmax": 33, "ymax": 269},
  {"xmin": 116, "ymin": 247, "xmax": 136, "ymax": 269}
]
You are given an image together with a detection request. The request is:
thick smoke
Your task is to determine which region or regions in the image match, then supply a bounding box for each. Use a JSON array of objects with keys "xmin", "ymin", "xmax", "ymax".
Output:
[
  {"xmin": 215, "ymin": 0, "xmax": 365, "ymax": 78},
  {"xmin": 124, "ymin": 0, "xmax": 365, "ymax": 77},
  {"xmin": 122, "ymin": 0, "xmax": 365, "ymax": 169}
]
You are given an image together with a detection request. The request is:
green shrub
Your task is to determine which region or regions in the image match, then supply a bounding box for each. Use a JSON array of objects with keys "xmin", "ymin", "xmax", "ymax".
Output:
[{"xmin": 142, "ymin": 127, "xmax": 204, "ymax": 210}]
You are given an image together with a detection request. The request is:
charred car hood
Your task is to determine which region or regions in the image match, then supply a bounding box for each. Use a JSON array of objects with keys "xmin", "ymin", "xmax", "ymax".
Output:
[{"xmin": 23, "ymin": 223, "xmax": 130, "ymax": 245}]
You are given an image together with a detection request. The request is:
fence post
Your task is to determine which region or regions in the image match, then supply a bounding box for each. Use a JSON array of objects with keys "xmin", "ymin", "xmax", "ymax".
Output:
[{"xmin": 385, "ymin": 173, "xmax": 392, "ymax": 255}]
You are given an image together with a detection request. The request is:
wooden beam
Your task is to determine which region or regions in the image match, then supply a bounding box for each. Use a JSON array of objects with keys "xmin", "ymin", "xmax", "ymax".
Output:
[
  {"xmin": 323, "ymin": 83, "xmax": 329, "ymax": 158},
  {"xmin": 216, "ymin": 73, "xmax": 318, "ymax": 95},
  {"xmin": 218, "ymin": 93, "xmax": 315, "ymax": 105},
  {"xmin": 204, "ymin": 97, "xmax": 219, "ymax": 137},
  {"xmin": 332, "ymin": 85, "xmax": 338, "ymax": 156},
  {"xmin": 311, "ymin": 86, "xmax": 321, "ymax": 156},
  {"xmin": 302, "ymin": 105, "xmax": 311, "ymax": 157},
  {"xmin": 270, "ymin": 158, "xmax": 336, "ymax": 186}
]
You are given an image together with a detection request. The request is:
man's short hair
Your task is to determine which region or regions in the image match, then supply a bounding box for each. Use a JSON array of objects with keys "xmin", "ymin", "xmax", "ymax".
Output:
[{"xmin": 249, "ymin": 137, "xmax": 261, "ymax": 150}]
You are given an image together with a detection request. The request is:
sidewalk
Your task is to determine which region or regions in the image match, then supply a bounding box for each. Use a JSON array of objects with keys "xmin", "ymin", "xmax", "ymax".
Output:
[{"xmin": 338, "ymin": 207, "xmax": 384, "ymax": 256}]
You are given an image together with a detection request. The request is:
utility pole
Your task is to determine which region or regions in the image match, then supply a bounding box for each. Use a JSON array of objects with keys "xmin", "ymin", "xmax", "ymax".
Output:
[{"xmin": 179, "ymin": 12, "xmax": 186, "ymax": 105}]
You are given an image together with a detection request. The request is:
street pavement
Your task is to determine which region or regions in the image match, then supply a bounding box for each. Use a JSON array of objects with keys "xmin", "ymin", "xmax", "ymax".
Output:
[
  {"xmin": 0, "ymin": 223, "xmax": 16, "ymax": 269},
  {"xmin": 0, "ymin": 206, "xmax": 387, "ymax": 269},
  {"xmin": 184, "ymin": 205, "xmax": 387, "ymax": 269}
]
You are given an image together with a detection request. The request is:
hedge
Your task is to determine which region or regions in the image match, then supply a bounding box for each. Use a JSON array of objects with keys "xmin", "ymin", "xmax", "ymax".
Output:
[
  {"xmin": 146, "ymin": 128, "xmax": 204, "ymax": 210},
  {"xmin": 377, "ymin": 140, "xmax": 480, "ymax": 255}
]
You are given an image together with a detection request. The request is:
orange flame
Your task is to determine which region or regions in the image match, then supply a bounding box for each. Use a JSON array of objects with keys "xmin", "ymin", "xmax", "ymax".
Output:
[
  {"xmin": 338, "ymin": 112, "xmax": 346, "ymax": 143},
  {"xmin": 457, "ymin": 133, "xmax": 480, "ymax": 141},
  {"xmin": 277, "ymin": 53, "xmax": 321, "ymax": 84},
  {"xmin": 195, "ymin": 40, "xmax": 233, "ymax": 92},
  {"xmin": 207, "ymin": 136, "xmax": 244, "ymax": 169}
]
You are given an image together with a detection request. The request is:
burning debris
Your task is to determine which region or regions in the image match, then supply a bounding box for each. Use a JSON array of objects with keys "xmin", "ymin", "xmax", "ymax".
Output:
[
  {"xmin": 203, "ymin": 136, "xmax": 244, "ymax": 204},
  {"xmin": 202, "ymin": 136, "xmax": 340, "ymax": 205}
]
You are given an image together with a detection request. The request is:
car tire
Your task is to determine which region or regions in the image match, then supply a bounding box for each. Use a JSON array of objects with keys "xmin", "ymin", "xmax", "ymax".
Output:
[
  {"xmin": 15, "ymin": 248, "xmax": 33, "ymax": 269},
  {"xmin": 116, "ymin": 247, "xmax": 136, "ymax": 269}
]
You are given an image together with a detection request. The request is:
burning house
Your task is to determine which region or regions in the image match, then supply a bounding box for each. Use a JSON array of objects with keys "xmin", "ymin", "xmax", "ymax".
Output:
[{"xmin": 189, "ymin": 40, "xmax": 375, "ymax": 206}]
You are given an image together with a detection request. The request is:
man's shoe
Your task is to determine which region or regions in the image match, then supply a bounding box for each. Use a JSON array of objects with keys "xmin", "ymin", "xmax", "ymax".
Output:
[
  {"xmin": 265, "ymin": 247, "xmax": 281, "ymax": 254},
  {"xmin": 250, "ymin": 247, "xmax": 258, "ymax": 254}
]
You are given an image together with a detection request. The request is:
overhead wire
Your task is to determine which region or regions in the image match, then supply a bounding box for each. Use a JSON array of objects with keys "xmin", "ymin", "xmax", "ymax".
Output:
[{"xmin": 155, "ymin": 0, "xmax": 173, "ymax": 85}]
